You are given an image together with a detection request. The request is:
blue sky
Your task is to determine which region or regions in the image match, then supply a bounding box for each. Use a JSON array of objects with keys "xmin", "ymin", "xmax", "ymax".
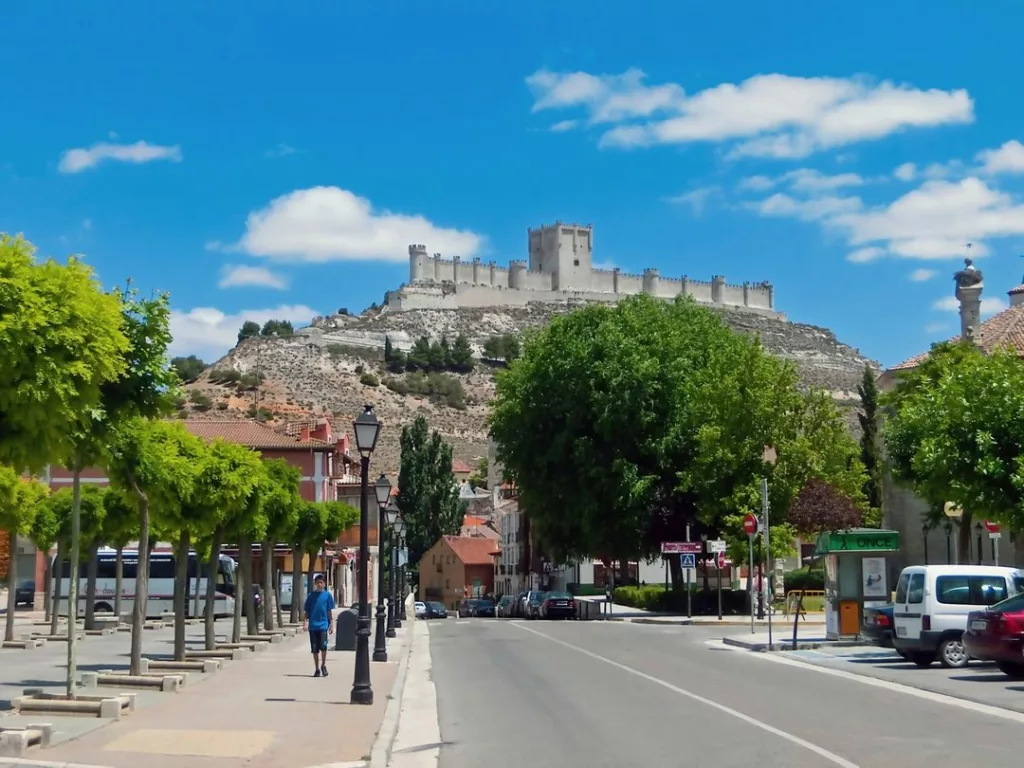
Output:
[{"xmin": 3, "ymin": 2, "xmax": 1024, "ymax": 368}]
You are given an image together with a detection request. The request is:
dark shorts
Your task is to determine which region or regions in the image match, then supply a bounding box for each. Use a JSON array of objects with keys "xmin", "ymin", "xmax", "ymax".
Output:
[{"xmin": 309, "ymin": 629, "xmax": 328, "ymax": 653}]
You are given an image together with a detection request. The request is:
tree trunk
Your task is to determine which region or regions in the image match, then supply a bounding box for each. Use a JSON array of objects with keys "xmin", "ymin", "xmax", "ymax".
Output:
[
  {"xmin": 50, "ymin": 541, "xmax": 65, "ymax": 635},
  {"xmin": 173, "ymin": 529, "xmax": 190, "ymax": 661},
  {"xmin": 85, "ymin": 544, "xmax": 99, "ymax": 627},
  {"xmin": 192, "ymin": 545, "xmax": 203, "ymax": 620},
  {"xmin": 290, "ymin": 545, "xmax": 303, "ymax": 624},
  {"xmin": 274, "ymin": 557, "xmax": 285, "ymax": 628},
  {"xmin": 262, "ymin": 539, "xmax": 275, "ymax": 631},
  {"xmin": 114, "ymin": 547, "xmax": 124, "ymax": 622},
  {"xmin": 204, "ymin": 530, "xmax": 223, "ymax": 651},
  {"xmin": 66, "ymin": 469, "xmax": 82, "ymax": 699},
  {"xmin": 239, "ymin": 534, "xmax": 256, "ymax": 638},
  {"xmin": 129, "ymin": 488, "xmax": 151, "ymax": 676},
  {"xmin": 668, "ymin": 555, "xmax": 682, "ymax": 591},
  {"xmin": 958, "ymin": 515, "xmax": 972, "ymax": 565},
  {"xmin": 43, "ymin": 557, "xmax": 52, "ymax": 622},
  {"xmin": 4, "ymin": 534, "xmax": 19, "ymax": 642}
]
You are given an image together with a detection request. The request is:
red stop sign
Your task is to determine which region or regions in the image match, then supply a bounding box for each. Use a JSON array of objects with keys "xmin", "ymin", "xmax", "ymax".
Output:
[
  {"xmin": 743, "ymin": 514, "xmax": 759, "ymax": 535},
  {"xmin": 984, "ymin": 520, "xmax": 1000, "ymax": 533}
]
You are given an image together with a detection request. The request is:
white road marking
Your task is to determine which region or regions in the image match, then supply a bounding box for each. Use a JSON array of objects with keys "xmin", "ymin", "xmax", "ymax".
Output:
[
  {"xmin": 714, "ymin": 639, "xmax": 1024, "ymax": 724},
  {"xmin": 512, "ymin": 622, "xmax": 858, "ymax": 768}
]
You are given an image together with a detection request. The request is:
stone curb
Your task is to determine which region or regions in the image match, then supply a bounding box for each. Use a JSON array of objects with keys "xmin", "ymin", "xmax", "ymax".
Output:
[
  {"xmin": 620, "ymin": 617, "xmax": 826, "ymax": 627},
  {"xmin": 0, "ymin": 758, "xmax": 114, "ymax": 767},
  {"xmin": 369, "ymin": 616, "xmax": 417, "ymax": 767},
  {"xmin": 721, "ymin": 636, "xmax": 865, "ymax": 652}
]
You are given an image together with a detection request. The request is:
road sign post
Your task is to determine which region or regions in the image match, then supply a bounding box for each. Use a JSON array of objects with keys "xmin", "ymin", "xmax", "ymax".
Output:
[
  {"xmin": 707, "ymin": 539, "xmax": 727, "ymax": 621},
  {"xmin": 685, "ymin": 523, "xmax": 692, "ymax": 619},
  {"xmin": 985, "ymin": 521, "xmax": 1001, "ymax": 565},
  {"xmin": 742, "ymin": 514, "xmax": 758, "ymax": 634}
]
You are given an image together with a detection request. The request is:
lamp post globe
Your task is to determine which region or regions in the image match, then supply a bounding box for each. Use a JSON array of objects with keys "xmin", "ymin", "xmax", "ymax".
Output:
[
  {"xmin": 373, "ymin": 474, "xmax": 392, "ymax": 661},
  {"xmin": 350, "ymin": 405, "xmax": 380, "ymax": 707}
]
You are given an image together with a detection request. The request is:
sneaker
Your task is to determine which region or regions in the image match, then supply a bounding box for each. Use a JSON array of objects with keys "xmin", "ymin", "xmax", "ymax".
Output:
[
  {"xmin": 321, "ymin": 664, "xmax": 329, "ymax": 677},
  {"xmin": 313, "ymin": 668, "xmax": 321, "ymax": 678}
]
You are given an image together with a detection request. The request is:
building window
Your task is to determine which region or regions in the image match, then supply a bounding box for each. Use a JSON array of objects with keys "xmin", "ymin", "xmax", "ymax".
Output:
[{"xmin": 573, "ymin": 259, "xmax": 580, "ymax": 267}]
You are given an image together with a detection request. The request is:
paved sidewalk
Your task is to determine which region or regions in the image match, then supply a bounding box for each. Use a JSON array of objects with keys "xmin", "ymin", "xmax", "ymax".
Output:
[{"xmin": 35, "ymin": 621, "xmax": 412, "ymax": 768}]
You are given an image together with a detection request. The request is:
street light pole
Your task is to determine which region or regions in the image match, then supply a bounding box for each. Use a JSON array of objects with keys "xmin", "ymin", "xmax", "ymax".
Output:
[
  {"xmin": 761, "ymin": 445, "xmax": 777, "ymax": 649},
  {"xmin": 383, "ymin": 498, "xmax": 400, "ymax": 639},
  {"xmin": 392, "ymin": 511, "xmax": 406, "ymax": 629},
  {"xmin": 373, "ymin": 474, "xmax": 392, "ymax": 662},
  {"xmin": 350, "ymin": 405, "xmax": 382, "ymax": 706}
]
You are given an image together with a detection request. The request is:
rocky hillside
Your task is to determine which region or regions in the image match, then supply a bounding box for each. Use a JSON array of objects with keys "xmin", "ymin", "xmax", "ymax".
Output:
[{"xmin": 179, "ymin": 301, "xmax": 878, "ymax": 473}]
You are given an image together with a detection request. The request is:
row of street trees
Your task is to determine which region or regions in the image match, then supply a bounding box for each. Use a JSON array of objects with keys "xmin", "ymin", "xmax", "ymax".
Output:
[
  {"xmin": 884, "ymin": 341, "xmax": 1024, "ymax": 561},
  {"xmin": 489, "ymin": 294, "xmax": 872, "ymax": 585},
  {"xmin": 0, "ymin": 235, "xmax": 357, "ymax": 697}
]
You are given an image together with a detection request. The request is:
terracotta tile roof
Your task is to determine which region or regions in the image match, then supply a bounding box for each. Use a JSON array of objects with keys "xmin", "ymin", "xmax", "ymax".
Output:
[
  {"xmin": 444, "ymin": 535, "xmax": 500, "ymax": 565},
  {"xmin": 183, "ymin": 420, "xmax": 333, "ymax": 450},
  {"xmin": 452, "ymin": 459, "xmax": 473, "ymax": 473},
  {"xmin": 463, "ymin": 515, "xmax": 488, "ymax": 526},
  {"xmin": 888, "ymin": 302, "xmax": 1024, "ymax": 373}
]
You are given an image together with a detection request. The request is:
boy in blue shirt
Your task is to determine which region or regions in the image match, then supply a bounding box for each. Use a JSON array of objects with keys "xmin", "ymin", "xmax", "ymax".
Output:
[{"xmin": 303, "ymin": 575, "xmax": 335, "ymax": 677}]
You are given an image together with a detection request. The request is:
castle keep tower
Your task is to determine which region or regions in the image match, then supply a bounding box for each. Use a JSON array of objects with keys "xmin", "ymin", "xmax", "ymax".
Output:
[{"xmin": 528, "ymin": 222, "xmax": 593, "ymax": 291}]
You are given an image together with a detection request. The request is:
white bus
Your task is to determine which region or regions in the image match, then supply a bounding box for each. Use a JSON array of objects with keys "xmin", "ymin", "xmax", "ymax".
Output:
[{"xmin": 55, "ymin": 548, "xmax": 238, "ymax": 619}]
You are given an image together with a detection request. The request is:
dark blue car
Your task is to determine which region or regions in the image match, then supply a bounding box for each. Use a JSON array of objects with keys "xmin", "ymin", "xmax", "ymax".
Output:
[{"xmin": 862, "ymin": 603, "xmax": 898, "ymax": 649}]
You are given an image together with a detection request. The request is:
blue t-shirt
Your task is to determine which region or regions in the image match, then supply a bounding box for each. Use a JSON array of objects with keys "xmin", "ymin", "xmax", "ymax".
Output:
[{"xmin": 304, "ymin": 589, "xmax": 335, "ymax": 631}]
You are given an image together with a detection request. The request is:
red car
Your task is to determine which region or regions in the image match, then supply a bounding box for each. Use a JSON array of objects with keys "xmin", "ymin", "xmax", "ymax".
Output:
[{"xmin": 963, "ymin": 593, "xmax": 1024, "ymax": 678}]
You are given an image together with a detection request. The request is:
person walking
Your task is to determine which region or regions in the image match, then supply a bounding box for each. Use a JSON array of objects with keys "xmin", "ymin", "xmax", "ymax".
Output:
[{"xmin": 303, "ymin": 574, "xmax": 335, "ymax": 677}]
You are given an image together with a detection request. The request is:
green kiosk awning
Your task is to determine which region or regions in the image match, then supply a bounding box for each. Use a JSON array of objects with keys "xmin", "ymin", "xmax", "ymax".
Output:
[{"xmin": 814, "ymin": 528, "xmax": 901, "ymax": 556}]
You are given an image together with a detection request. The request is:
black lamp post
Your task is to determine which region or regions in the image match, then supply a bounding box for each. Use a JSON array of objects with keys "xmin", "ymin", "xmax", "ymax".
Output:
[
  {"xmin": 386, "ymin": 503, "xmax": 402, "ymax": 637},
  {"xmin": 392, "ymin": 510, "xmax": 406, "ymax": 629},
  {"xmin": 398, "ymin": 535, "xmax": 408, "ymax": 622},
  {"xmin": 372, "ymin": 473, "xmax": 391, "ymax": 662},
  {"xmin": 350, "ymin": 405, "xmax": 381, "ymax": 706}
]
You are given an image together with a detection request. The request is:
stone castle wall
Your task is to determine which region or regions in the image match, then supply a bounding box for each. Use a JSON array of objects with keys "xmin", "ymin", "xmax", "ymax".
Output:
[{"xmin": 395, "ymin": 225, "xmax": 778, "ymax": 318}]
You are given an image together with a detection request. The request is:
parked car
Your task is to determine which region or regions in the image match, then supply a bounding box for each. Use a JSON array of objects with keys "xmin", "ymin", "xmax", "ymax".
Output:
[
  {"xmin": 892, "ymin": 564, "xmax": 1024, "ymax": 668},
  {"xmin": 496, "ymin": 595, "xmax": 514, "ymax": 617},
  {"xmin": 540, "ymin": 591, "xmax": 576, "ymax": 619},
  {"xmin": 963, "ymin": 593, "xmax": 1024, "ymax": 678},
  {"xmin": 862, "ymin": 603, "xmax": 897, "ymax": 649},
  {"xmin": 473, "ymin": 598, "xmax": 496, "ymax": 617},
  {"xmin": 458, "ymin": 599, "xmax": 478, "ymax": 618},
  {"xmin": 425, "ymin": 601, "xmax": 448, "ymax": 619},
  {"xmin": 525, "ymin": 590, "xmax": 546, "ymax": 619},
  {"xmin": 513, "ymin": 590, "xmax": 530, "ymax": 618},
  {"xmin": 13, "ymin": 580, "xmax": 34, "ymax": 608},
  {"xmin": 414, "ymin": 601, "xmax": 427, "ymax": 619}
]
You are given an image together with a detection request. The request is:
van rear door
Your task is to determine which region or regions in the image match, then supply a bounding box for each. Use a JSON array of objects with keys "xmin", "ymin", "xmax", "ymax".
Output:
[{"xmin": 894, "ymin": 569, "xmax": 926, "ymax": 641}]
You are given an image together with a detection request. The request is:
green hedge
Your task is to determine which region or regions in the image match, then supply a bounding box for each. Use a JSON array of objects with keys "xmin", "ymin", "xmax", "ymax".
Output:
[
  {"xmin": 783, "ymin": 567, "xmax": 825, "ymax": 592},
  {"xmin": 613, "ymin": 585, "xmax": 750, "ymax": 615}
]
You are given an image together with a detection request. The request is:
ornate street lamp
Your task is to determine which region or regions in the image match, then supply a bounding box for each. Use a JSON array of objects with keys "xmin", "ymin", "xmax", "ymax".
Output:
[
  {"xmin": 385, "ymin": 502, "xmax": 401, "ymax": 638},
  {"xmin": 944, "ymin": 502, "xmax": 963, "ymax": 565},
  {"xmin": 392, "ymin": 510, "xmax": 407, "ymax": 628},
  {"xmin": 372, "ymin": 473, "xmax": 392, "ymax": 662},
  {"xmin": 350, "ymin": 405, "xmax": 381, "ymax": 706}
]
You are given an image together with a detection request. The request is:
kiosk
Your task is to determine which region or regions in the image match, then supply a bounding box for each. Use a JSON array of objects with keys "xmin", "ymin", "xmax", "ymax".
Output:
[{"xmin": 815, "ymin": 528, "xmax": 901, "ymax": 641}]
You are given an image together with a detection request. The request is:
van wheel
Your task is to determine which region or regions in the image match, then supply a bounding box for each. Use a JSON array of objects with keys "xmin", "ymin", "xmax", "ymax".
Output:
[
  {"xmin": 910, "ymin": 652, "xmax": 935, "ymax": 667},
  {"xmin": 938, "ymin": 636, "xmax": 969, "ymax": 668},
  {"xmin": 997, "ymin": 661, "xmax": 1024, "ymax": 679}
]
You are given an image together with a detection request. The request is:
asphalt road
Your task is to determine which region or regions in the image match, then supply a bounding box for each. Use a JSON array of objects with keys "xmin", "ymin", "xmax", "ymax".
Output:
[{"xmin": 429, "ymin": 618, "xmax": 1024, "ymax": 768}]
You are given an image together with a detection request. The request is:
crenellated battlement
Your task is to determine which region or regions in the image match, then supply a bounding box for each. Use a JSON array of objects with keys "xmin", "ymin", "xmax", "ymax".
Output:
[{"xmin": 399, "ymin": 222, "xmax": 780, "ymax": 318}]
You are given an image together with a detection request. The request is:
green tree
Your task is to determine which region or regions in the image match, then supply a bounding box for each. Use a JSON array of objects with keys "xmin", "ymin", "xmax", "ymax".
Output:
[
  {"xmin": 384, "ymin": 336, "xmax": 394, "ymax": 362},
  {"xmin": 171, "ymin": 355, "xmax": 206, "ymax": 383},
  {"xmin": 450, "ymin": 333, "xmax": 474, "ymax": 372},
  {"xmin": 501, "ymin": 334, "xmax": 521, "ymax": 362},
  {"xmin": 227, "ymin": 461, "xmax": 271, "ymax": 640},
  {"xmin": 468, "ymin": 457, "xmax": 489, "ymax": 490},
  {"xmin": 406, "ymin": 336, "xmax": 431, "ymax": 372},
  {"xmin": 261, "ymin": 319, "xmax": 294, "ymax": 337},
  {"xmin": 288, "ymin": 502, "xmax": 325, "ymax": 624},
  {"xmin": 46, "ymin": 486, "xmax": 108, "ymax": 630},
  {"xmin": 29, "ymin": 489, "xmax": 63, "ymax": 623},
  {"xmin": 427, "ymin": 341, "xmax": 446, "ymax": 371},
  {"xmin": 440, "ymin": 336, "xmax": 453, "ymax": 369},
  {"xmin": 489, "ymin": 295, "xmax": 864, "ymax": 586},
  {"xmin": 884, "ymin": 342, "xmax": 1024, "ymax": 561},
  {"xmin": 787, "ymin": 478, "xmax": 864, "ymax": 536},
  {"xmin": 482, "ymin": 336, "xmax": 503, "ymax": 359},
  {"xmin": 107, "ymin": 418, "xmax": 201, "ymax": 675},
  {"xmin": 396, "ymin": 417, "xmax": 462, "ymax": 572},
  {"xmin": 238, "ymin": 320, "xmax": 261, "ymax": 344},
  {"xmin": 0, "ymin": 469, "xmax": 48, "ymax": 642},
  {"xmin": 260, "ymin": 459, "xmax": 302, "ymax": 630},
  {"xmin": 858, "ymin": 365, "xmax": 882, "ymax": 516},
  {"xmin": 101, "ymin": 487, "xmax": 137, "ymax": 621},
  {"xmin": 0, "ymin": 235, "xmax": 129, "ymax": 474}
]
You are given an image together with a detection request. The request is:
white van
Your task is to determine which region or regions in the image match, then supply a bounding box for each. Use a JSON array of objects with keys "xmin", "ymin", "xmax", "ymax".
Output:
[{"xmin": 892, "ymin": 564, "xmax": 1024, "ymax": 668}]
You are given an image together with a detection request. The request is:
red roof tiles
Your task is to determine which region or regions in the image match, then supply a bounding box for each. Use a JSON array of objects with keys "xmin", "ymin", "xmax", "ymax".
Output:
[
  {"xmin": 183, "ymin": 420, "xmax": 333, "ymax": 450},
  {"xmin": 444, "ymin": 535, "xmax": 499, "ymax": 565},
  {"xmin": 889, "ymin": 302, "xmax": 1024, "ymax": 373},
  {"xmin": 452, "ymin": 459, "xmax": 473, "ymax": 474}
]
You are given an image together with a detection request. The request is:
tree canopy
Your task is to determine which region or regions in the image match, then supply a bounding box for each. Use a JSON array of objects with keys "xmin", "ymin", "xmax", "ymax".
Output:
[
  {"xmin": 396, "ymin": 416, "xmax": 462, "ymax": 569},
  {"xmin": 884, "ymin": 341, "xmax": 1024, "ymax": 536},
  {"xmin": 489, "ymin": 294, "xmax": 867, "ymax": 566}
]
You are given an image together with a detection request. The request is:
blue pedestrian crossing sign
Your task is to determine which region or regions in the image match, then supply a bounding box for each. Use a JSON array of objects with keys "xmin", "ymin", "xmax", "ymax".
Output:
[{"xmin": 680, "ymin": 553, "xmax": 696, "ymax": 569}]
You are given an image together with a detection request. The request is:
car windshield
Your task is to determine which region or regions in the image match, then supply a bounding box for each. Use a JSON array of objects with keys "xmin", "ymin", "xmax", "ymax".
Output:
[
  {"xmin": 989, "ymin": 593, "xmax": 1024, "ymax": 613},
  {"xmin": 478, "ymin": 599, "xmax": 495, "ymax": 606},
  {"xmin": 428, "ymin": 602, "xmax": 444, "ymax": 609},
  {"xmin": 547, "ymin": 592, "xmax": 571, "ymax": 599},
  {"xmin": 498, "ymin": 596, "xmax": 511, "ymax": 604}
]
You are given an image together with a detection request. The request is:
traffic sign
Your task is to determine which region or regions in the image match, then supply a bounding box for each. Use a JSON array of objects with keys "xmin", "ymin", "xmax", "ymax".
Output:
[
  {"xmin": 680, "ymin": 553, "xmax": 696, "ymax": 569},
  {"xmin": 742, "ymin": 514, "xmax": 759, "ymax": 535},
  {"xmin": 661, "ymin": 542, "xmax": 702, "ymax": 554},
  {"xmin": 984, "ymin": 520, "xmax": 1000, "ymax": 533},
  {"xmin": 707, "ymin": 539, "xmax": 727, "ymax": 554},
  {"xmin": 716, "ymin": 552, "xmax": 727, "ymax": 569}
]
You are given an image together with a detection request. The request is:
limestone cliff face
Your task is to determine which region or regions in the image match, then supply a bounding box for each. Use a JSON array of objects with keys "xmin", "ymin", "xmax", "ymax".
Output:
[{"xmin": 183, "ymin": 302, "xmax": 877, "ymax": 473}]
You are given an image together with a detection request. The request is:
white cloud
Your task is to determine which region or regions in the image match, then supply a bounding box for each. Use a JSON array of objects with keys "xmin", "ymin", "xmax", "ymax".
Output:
[
  {"xmin": 737, "ymin": 175, "xmax": 775, "ymax": 192},
  {"xmin": 667, "ymin": 186, "xmax": 720, "ymax": 214},
  {"xmin": 58, "ymin": 140, "xmax": 182, "ymax": 173},
  {"xmin": 977, "ymin": 140, "xmax": 1024, "ymax": 175},
  {"xmin": 215, "ymin": 186, "xmax": 482, "ymax": 263},
  {"xmin": 932, "ymin": 295, "xmax": 1008, "ymax": 317},
  {"xmin": 218, "ymin": 264, "xmax": 289, "ymax": 290},
  {"xmin": 910, "ymin": 268, "xmax": 937, "ymax": 281},
  {"xmin": 550, "ymin": 119, "xmax": 579, "ymax": 132},
  {"xmin": 847, "ymin": 247, "xmax": 886, "ymax": 263},
  {"xmin": 780, "ymin": 168, "xmax": 864, "ymax": 193},
  {"xmin": 752, "ymin": 192, "xmax": 862, "ymax": 222},
  {"xmin": 528, "ymin": 69, "xmax": 973, "ymax": 158},
  {"xmin": 169, "ymin": 304, "xmax": 317, "ymax": 360},
  {"xmin": 894, "ymin": 162, "xmax": 917, "ymax": 181},
  {"xmin": 265, "ymin": 143, "xmax": 299, "ymax": 158}
]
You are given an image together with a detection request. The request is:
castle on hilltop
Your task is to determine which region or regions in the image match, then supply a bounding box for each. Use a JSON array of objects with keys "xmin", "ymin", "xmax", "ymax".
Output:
[{"xmin": 384, "ymin": 222, "xmax": 782, "ymax": 319}]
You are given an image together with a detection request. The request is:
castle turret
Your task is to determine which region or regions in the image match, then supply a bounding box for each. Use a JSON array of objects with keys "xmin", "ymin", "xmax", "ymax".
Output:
[
  {"xmin": 433, "ymin": 253, "xmax": 442, "ymax": 282},
  {"xmin": 954, "ymin": 258, "xmax": 984, "ymax": 345},
  {"xmin": 509, "ymin": 260, "xmax": 527, "ymax": 290},
  {"xmin": 409, "ymin": 244, "xmax": 428, "ymax": 283},
  {"xmin": 711, "ymin": 275, "xmax": 726, "ymax": 304},
  {"xmin": 643, "ymin": 268, "xmax": 660, "ymax": 297}
]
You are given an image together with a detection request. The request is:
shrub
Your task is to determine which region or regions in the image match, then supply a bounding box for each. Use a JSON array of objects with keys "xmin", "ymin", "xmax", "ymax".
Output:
[
  {"xmin": 209, "ymin": 368, "xmax": 242, "ymax": 385},
  {"xmin": 215, "ymin": 401, "xmax": 228, "ymax": 411},
  {"xmin": 326, "ymin": 343, "xmax": 381, "ymax": 362},
  {"xmin": 187, "ymin": 390, "xmax": 214, "ymax": 411},
  {"xmin": 384, "ymin": 372, "xmax": 465, "ymax": 409},
  {"xmin": 613, "ymin": 585, "xmax": 750, "ymax": 615},
  {"xmin": 360, "ymin": 372, "xmax": 380, "ymax": 387},
  {"xmin": 783, "ymin": 567, "xmax": 825, "ymax": 592}
]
